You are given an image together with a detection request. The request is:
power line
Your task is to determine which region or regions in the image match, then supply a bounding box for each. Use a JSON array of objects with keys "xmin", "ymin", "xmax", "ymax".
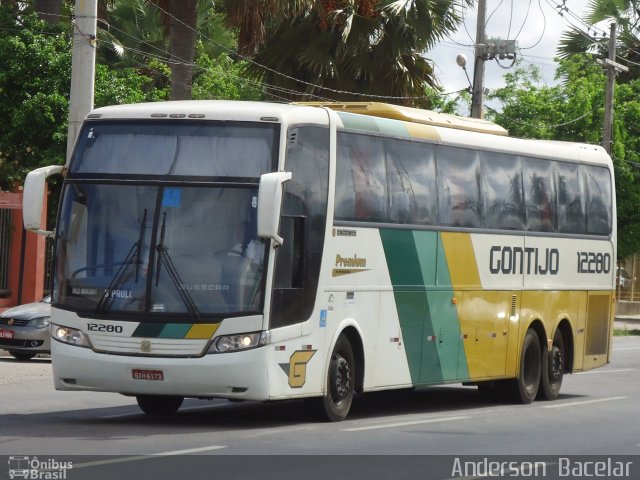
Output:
[
  {"xmin": 150, "ymin": 1, "xmax": 433, "ymax": 101},
  {"xmin": 520, "ymin": 0, "xmax": 546, "ymax": 50}
]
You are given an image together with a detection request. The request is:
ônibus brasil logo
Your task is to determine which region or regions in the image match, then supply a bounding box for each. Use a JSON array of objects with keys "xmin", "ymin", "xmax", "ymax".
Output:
[{"xmin": 8, "ymin": 456, "xmax": 72, "ymax": 479}]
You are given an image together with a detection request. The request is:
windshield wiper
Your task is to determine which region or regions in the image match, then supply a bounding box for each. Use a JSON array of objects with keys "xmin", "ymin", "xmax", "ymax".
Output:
[
  {"xmin": 95, "ymin": 209, "xmax": 147, "ymax": 314},
  {"xmin": 154, "ymin": 211, "xmax": 202, "ymax": 322}
]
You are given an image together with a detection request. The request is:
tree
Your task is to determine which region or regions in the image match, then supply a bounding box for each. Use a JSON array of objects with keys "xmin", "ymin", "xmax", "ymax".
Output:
[
  {"xmin": 487, "ymin": 55, "xmax": 640, "ymax": 258},
  {"xmin": 557, "ymin": 0, "xmax": 640, "ymax": 81},
  {"xmin": 0, "ymin": 8, "xmax": 167, "ymax": 189},
  {"xmin": 223, "ymin": 0, "xmax": 473, "ymax": 106}
]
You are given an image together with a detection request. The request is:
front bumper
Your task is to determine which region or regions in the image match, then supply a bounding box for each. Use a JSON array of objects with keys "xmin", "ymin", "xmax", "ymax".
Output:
[
  {"xmin": 0, "ymin": 326, "xmax": 50, "ymax": 354},
  {"xmin": 51, "ymin": 339, "xmax": 270, "ymax": 400}
]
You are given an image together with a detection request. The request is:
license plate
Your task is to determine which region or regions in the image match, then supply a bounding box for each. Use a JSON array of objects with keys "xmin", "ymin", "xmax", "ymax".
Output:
[
  {"xmin": 0, "ymin": 329, "xmax": 14, "ymax": 340},
  {"xmin": 132, "ymin": 369, "xmax": 164, "ymax": 381}
]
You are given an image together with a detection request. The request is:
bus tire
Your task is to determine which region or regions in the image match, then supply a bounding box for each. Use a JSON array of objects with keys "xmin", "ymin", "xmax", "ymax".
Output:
[
  {"xmin": 136, "ymin": 395, "xmax": 184, "ymax": 415},
  {"xmin": 538, "ymin": 329, "xmax": 564, "ymax": 400},
  {"xmin": 305, "ymin": 335, "xmax": 355, "ymax": 422},
  {"xmin": 510, "ymin": 328, "xmax": 541, "ymax": 404}
]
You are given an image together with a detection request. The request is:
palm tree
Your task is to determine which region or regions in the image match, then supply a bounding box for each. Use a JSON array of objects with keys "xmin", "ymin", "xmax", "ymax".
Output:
[
  {"xmin": 223, "ymin": 0, "xmax": 473, "ymax": 106},
  {"xmin": 97, "ymin": 0, "xmax": 235, "ymax": 100},
  {"xmin": 557, "ymin": 0, "xmax": 640, "ymax": 81}
]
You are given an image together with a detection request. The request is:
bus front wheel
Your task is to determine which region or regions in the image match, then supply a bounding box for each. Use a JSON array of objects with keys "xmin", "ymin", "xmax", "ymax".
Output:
[
  {"xmin": 136, "ymin": 395, "xmax": 184, "ymax": 415},
  {"xmin": 511, "ymin": 328, "xmax": 541, "ymax": 404},
  {"xmin": 538, "ymin": 329, "xmax": 564, "ymax": 400},
  {"xmin": 305, "ymin": 335, "xmax": 355, "ymax": 422}
]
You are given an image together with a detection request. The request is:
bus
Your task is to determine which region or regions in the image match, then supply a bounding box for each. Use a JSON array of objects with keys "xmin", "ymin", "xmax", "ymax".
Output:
[{"xmin": 23, "ymin": 101, "xmax": 616, "ymax": 421}]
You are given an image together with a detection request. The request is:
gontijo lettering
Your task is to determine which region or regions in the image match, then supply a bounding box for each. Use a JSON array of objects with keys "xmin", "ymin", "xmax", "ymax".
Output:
[{"xmin": 489, "ymin": 246, "xmax": 559, "ymax": 275}]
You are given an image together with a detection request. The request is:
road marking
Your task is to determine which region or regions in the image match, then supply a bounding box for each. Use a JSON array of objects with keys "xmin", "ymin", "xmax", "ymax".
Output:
[
  {"xmin": 577, "ymin": 368, "xmax": 634, "ymax": 375},
  {"xmin": 72, "ymin": 445, "xmax": 226, "ymax": 469},
  {"xmin": 542, "ymin": 396, "xmax": 627, "ymax": 409},
  {"xmin": 342, "ymin": 415, "xmax": 469, "ymax": 432}
]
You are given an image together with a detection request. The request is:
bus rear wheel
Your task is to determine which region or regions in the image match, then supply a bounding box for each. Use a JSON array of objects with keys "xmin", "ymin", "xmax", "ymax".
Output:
[
  {"xmin": 136, "ymin": 395, "xmax": 184, "ymax": 415},
  {"xmin": 538, "ymin": 329, "xmax": 564, "ymax": 400},
  {"xmin": 305, "ymin": 335, "xmax": 355, "ymax": 422},
  {"xmin": 510, "ymin": 328, "xmax": 541, "ymax": 404}
]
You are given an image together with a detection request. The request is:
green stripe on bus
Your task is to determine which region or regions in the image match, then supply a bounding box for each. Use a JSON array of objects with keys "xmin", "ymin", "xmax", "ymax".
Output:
[
  {"xmin": 380, "ymin": 230, "xmax": 470, "ymax": 385},
  {"xmin": 372, "ymin": 117, "xmax": 410, "ymax": 138},
  {"xmin": 158, "ymin": 324, "xmax": 193, "ymax": 339},
  {"xmin": 436, "ymin": 233, "xmax": 470, "ymax": 380},
  {"xmin": 337, "ymin": 112, "xmax": 380, "ymax": 133},
  {"xmin": 132, "ymin": 323, "xmax": 164, "ymax": 338},
  {"xmin": 380, "ymin": 229, "xmax": 439, "ymax": 384}
]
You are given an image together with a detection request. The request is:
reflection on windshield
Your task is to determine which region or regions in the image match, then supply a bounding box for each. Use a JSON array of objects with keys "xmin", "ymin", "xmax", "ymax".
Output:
[{"xmin": 54, "ymin": 184, "xmax": 267, "ymax": 317}]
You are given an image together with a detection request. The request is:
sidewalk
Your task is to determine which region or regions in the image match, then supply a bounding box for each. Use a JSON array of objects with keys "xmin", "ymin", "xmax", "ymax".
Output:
[{"xmin": 614, "ymin": 315, "xmax": 640, "ymax": 331}]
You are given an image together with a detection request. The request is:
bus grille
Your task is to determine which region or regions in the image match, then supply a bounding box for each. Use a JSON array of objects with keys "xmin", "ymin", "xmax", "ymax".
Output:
[{"xmin": 89, "ymin": 335, "xmax": 209, "ymax": 356}]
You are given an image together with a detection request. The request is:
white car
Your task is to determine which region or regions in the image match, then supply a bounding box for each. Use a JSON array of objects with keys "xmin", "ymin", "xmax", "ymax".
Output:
[{"xmin": 0, "ymin": 296, "xmax": 51, "ymax": 361}]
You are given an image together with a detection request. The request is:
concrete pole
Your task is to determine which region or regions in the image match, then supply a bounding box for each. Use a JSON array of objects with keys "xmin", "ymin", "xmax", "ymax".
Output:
[
  {"xmin": 470, "ymin": 0, "xmax": 487, "ymax": 119},
  {"xmin": 603, "ymin": 22, "xmax": 617, "ymax": 155},
  {"xmin": 66, "ymin": 0, "xmax": 98, "ymax": 165}
]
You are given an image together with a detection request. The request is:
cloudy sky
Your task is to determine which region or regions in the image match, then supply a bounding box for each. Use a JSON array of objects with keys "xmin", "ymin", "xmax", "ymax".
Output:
[{"xmin": 427, "ymin": 0, "xmax": 603, "ymax": 95}]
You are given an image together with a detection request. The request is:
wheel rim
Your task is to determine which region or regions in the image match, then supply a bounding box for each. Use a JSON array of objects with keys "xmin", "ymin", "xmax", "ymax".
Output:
[
  {"xmin": 330, "ymin": 353, "xmax": 352, "ymax": 405},
  {"xmin": 549, "ymin": 346, "xmax": 563, "ymax": 381}
]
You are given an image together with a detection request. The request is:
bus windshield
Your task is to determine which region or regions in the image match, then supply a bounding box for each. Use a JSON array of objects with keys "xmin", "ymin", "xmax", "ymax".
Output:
[
  {"xmin": 55, "ymin": 183, "xmax": 267, "ymax": 317},
  {"xmin": 53, "ymin": 120, "xmax": 279, "ymax": 319}
]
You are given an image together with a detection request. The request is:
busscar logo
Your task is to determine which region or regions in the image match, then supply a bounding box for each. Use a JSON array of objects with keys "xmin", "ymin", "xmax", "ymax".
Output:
[{"xmin": 8, "ymin": 456, "xmax": 73, "ymax": 479}]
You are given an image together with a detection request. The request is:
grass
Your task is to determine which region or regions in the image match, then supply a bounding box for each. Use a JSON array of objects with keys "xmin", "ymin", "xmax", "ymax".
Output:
[{"xmin": 613, "ymin": 328, "xmax": 640, "ymax": 336}]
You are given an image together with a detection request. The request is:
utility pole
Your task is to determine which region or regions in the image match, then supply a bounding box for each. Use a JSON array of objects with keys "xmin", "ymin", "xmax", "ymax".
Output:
[
  {"xmin": 66, "ymin": 0, "xmax": 98, "ymax": 165},
  {"xmin": 602, "ymin": 22, "xmax": 628, "ymax": 155},
  {"xmin": 470, "ymin": 0, "xmax": 487, "ymax": 119}
]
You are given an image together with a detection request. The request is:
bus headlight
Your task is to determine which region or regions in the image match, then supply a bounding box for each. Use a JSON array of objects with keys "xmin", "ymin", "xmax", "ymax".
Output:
[
  {"xmin": 52, "ymin": 324, "xmax": 92, "ymax": 348},
  {"xmin": 208, "ymin": 331, "xmax": 269, "ymax": 354}
]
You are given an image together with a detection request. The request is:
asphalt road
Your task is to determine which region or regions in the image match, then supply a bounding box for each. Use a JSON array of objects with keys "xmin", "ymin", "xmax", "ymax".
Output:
[{"xmin": 1, "ymin": 336, "xmax": 639, "ymax": 479}]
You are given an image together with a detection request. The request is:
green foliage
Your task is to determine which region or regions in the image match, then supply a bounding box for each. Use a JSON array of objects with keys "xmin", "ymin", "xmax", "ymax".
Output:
[
  {"xmin": 0, "ymin": 9, "xmax": 70, "ymax": 189},
  {"xmin": 191, "ymin": 48, "xmax": 263, "ymax": 101},
  {"xmin": 0, "ymin": 8, "xmax": 170, "ymax": 191},
  {"xmin": 487, "ymin": 54, "xmax": 640, "ymax": 258}
]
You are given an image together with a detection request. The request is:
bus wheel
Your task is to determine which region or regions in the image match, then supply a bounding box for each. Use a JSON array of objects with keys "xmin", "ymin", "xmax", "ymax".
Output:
[
  {"xmin": 511, "ymin": 328, "xmax": 541, "ymax": 404},
  {"xmin": 305, "ymin": 335, "xmax": 355, "ymax": 422},
  {"xmin": 538, "ymin": 329, "xmax": 564, "ymax": 400},
  {"xmin": 136, "ymin": 395, "xmax": 184, "ymax": 415}
]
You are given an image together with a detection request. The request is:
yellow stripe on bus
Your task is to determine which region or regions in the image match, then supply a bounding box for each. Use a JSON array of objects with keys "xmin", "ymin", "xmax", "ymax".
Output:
[
  {"xmin": 185, "ymin": 323, "xmax": 221, "ymax": 339},
  {"xmin": 440, "ymin": 232, "xmax": 481, "ymax": 289}
]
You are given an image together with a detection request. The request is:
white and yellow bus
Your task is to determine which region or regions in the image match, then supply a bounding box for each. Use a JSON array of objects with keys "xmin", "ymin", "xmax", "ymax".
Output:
[{"xmin": 23, "ymin": 101, "xmax": 616, "ymax": 421}]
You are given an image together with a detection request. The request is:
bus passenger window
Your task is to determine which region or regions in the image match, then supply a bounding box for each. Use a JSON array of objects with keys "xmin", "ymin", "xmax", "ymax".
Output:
[
  {"xmin": 555, "ymin": 162, "xmax": 585, "ymax": 234},
  {"xmin": 585, "ymin": 166, "xmax": 612, "ymax": 235},
  {"xmin": 383, "ymin": 138, "xmax": 436, "ymax": 226},
  {"xmin": 483, "ymin": 153, "xmax": 524, "ymax": 230},
  {"xmin": 524, "ymin": 158, "xmax": 556, "ymax": 232},
  {"xmin": 336, "ymin": 133, "xmax": 386, "ymax": 222},
  {"xmin": 436, "ymin": 146, "xmax": 482, "ymax": 228}
]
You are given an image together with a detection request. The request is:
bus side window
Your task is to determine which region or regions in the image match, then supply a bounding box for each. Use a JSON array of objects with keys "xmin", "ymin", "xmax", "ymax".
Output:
[
  {"xmin": 585, "ymin": 166, "xmax": 612, "ymax": 235},
  {"xmin": 436, "ymin": 146, "xmax": 482, "ymax": 228},
  {"xmin": 524, "ymin": 158, "xmax": 556, "ymax": 232},
  {"xmin": 555, "ymin": 162, "xmax": 585, "ymax": 234},
  {"xmin": 483, "ymin": 152, "xmax": 525, "ymax": 230}
]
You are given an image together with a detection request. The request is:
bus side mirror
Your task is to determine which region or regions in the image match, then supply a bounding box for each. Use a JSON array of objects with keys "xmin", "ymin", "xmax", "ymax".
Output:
[
  {"xmin": 257, "ymin": 171, "xmax": 292, "ymax": 247},
  {"xmin": 23, "ymin": 165, "xmax": 64, "ymax": 237}
]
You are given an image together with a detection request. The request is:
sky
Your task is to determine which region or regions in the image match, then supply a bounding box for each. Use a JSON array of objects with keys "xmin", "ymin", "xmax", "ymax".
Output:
[{"xmin": 426, "ymin": 0, "xmax": 602, "ymax": 97}]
